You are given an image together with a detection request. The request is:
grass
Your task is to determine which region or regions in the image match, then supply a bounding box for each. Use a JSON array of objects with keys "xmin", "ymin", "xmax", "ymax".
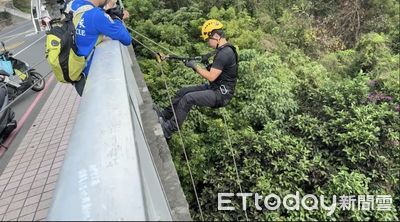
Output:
[{"xmin": 13, "ymin": 0, "xmax": 31, "ymax": 13}]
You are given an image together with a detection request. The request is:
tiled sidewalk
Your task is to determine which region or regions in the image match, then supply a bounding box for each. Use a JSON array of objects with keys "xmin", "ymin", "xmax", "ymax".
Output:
[{"xmin": 0, "ymin": 83, "xmax": 80, "ymax": 221}]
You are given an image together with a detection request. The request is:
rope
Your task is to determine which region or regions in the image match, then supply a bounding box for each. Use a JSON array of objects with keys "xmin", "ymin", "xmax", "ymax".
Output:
[
  {"xmin": 130, "ymin": 35, "xmax": 158, "ymax": 55},
  {"xmin": 130, "ymin": 32, "xmax": 205, "ymax": 220},
  {"xmin": 222, "ymin": 108, "xmax": 249, "ymax": 221},
  {"xmin": 0, "ymin": 58, "xmax": 49, "ymax": 112},
  {"xmin": 127, "ymin": 26, "xmax": 176, "ymax": 56},
  {"xmin": 129, "ymin": 27, "xmax": 248, "ymax": 220},
  {"xmin": 25, "ymin": 58, "xmax": 48, "ymax": 73},
  {"xmin": 0, "ymin": 31, "xmax": 47, "ymax": 113},
  {"xmin": 158, "ymin": 62, "xmax": 205, "ymax": 221}
]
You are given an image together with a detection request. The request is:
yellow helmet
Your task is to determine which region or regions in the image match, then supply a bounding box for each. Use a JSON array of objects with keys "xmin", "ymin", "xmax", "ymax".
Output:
[{"xmin": 200, "ymin": 19, "xmax": 223, "ymax": 40}]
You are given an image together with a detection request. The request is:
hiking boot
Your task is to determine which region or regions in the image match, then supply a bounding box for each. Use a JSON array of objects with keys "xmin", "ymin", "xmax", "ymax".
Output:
[
  {"xmin": 153, "ymin": 103, "xmax": 166, "ymax": 122},
  {"xmin": 159, "ymin": 118, "xmax": 172, "ymax": 140}
]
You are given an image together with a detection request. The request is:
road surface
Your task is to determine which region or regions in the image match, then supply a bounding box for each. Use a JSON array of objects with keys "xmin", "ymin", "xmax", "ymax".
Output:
[{"xmin": 0, "ymin": 19, "xmax": 57, "ymax": 173}]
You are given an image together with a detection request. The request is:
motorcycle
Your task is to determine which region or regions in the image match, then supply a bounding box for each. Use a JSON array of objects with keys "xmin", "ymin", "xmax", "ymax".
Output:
[
  {"xmin": 0, "ymin": 41, "xmax": 45, "ymax": 100},
  {"xmin": 0, "ymin": 82, "xmax": 17, "ymax": 143}
]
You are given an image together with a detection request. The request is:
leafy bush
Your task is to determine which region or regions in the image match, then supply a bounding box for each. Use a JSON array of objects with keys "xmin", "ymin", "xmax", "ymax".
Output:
[{"xmin": 126, "ymin": 0, "xmax": 400, "ymax": 220}]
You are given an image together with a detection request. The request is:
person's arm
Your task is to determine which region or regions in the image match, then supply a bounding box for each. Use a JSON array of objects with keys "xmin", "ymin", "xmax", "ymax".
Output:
[
  {"xmin": 94, "ymin": 10, "xmax": 132, "ymax": 45},
  {"xmin": 194, "ymin": 66, "xmax": 222, "ymax": 82},
  {"xmin": 187, "ymin": 50, "xmax": 229, "ymax": 81}
]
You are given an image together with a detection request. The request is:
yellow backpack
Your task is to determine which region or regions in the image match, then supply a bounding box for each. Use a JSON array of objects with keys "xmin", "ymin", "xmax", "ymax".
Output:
[{"xmin": 45, "ymin": 6, "xmax": 100, "ymax": 83}]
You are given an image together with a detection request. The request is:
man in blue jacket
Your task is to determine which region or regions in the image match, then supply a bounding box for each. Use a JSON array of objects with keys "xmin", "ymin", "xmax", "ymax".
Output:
[{"xmin": 69, "ymin": 0, "xmax": 132, "ymax": 96}]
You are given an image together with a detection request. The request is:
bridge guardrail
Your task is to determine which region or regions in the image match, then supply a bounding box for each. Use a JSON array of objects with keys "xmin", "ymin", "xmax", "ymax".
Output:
[{"xmin": 47, "ymin": 40, "xmax": 178, "ymax": 221}]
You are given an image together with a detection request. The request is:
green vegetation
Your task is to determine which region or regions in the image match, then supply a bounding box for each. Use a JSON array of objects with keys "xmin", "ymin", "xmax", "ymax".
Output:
[
  {"xmin": 124, "ymin": 0, "xmax": 399, "ymax": 220},
  {"xmin": 13, "ymin": 0, "xmax": 31, "ymax": 14},
  {"xmin": 0, "ymin": 11, "xmax": 12, "ymax": 21},
  {"xmin": 0, "ymin": 12, "xmax": 12, "ymax": 28}
]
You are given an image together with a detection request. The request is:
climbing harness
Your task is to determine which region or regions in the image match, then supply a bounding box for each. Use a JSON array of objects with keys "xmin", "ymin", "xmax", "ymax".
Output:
[{"xmin": 128, "ymin": 26, "xmax": 248, "ymax": 221}]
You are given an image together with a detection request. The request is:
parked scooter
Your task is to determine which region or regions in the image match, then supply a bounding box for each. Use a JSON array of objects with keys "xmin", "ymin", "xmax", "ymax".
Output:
[
  {"xmin": 0, "ymin": 82, "xmax": 17, "ymax": 143},
  {"xmin": 0, "ymin": 41, "xmax": 45, "ymax": 100}
]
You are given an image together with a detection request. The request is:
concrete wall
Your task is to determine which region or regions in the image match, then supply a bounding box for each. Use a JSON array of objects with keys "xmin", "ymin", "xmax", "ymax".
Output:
[{"xmin": 127, "ymin": 46, "xmax": 192, "ymax": 221}]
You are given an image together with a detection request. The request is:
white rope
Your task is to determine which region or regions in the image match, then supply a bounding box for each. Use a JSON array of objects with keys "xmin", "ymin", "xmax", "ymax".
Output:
[
  {"xmin": 158, "ymin": 63, "xmax": 205, "ymax": 221},
  {"xmin": 127, "ymin": 26, "xmax": 176, "ymax": 56},
  {"xmin": 130, "ymin": 35, "xmax": 158, "ymax": 55},
  {"xmin": 130, "ymin": 34, "xmax": 205, "ymax": 220},
  {"xmin": 0, "ymin": 70, "xmax": 50, "ymax": 112},
  {"xmin": 129, "ymin": 27, "xmax": 247, "ymax": 220},
  {"xmin": 222, "ymin": 108, "xmax": 249, "ymax": 221}
]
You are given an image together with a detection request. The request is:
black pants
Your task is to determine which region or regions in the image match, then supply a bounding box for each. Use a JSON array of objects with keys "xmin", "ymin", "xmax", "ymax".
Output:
[
  {"xmin": 73, "ymin": 76, "xmax": 86, "ymax": 97},
  {"xmin": 162, "ymin": 85, "xmax": 217, "ymax": 133}
]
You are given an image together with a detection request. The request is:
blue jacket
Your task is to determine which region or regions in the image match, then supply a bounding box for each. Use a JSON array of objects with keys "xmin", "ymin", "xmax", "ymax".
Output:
[{"xmin": 70, "ymin": 0, "xmax": 132, "ymax": 76}]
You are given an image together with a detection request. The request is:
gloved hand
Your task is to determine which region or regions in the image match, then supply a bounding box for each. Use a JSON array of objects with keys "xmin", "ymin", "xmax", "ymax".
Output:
[
  {"xmin": 201, "ymin": 52, "xmax": 214, "ymax": 64},
  {"xmin": 106, "ymin": 5, "xmax": 124, "ymax": 20},
  {"xmin": 184, "ymin": 60, "xmax": 197, "ymax": 70},
  {"xmin": 205, "ymin": 63, "xmax": 212, "ymax": 71}
]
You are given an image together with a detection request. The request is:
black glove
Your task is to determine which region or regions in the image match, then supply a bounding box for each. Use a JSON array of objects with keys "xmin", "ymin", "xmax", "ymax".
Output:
[
  {"xmin": 205, "ymin": 63, "xmax": 212, "ymax": 71},
  {"xmin": 184, "ymin": 60, "xmax": 197, "ymax": 70},
  {"xmin": 201, "ymin": 52, "xmax": 213, "ymax": 63},
  {"xmin": 106, "ymin": 5, "xmax": 124, "ymax": 20}
]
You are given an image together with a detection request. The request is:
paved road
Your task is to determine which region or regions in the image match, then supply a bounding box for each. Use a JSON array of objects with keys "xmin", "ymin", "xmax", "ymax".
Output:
[{"xmin": 0, "ymin": 19, "xmax": 57, "ymax": 173}]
